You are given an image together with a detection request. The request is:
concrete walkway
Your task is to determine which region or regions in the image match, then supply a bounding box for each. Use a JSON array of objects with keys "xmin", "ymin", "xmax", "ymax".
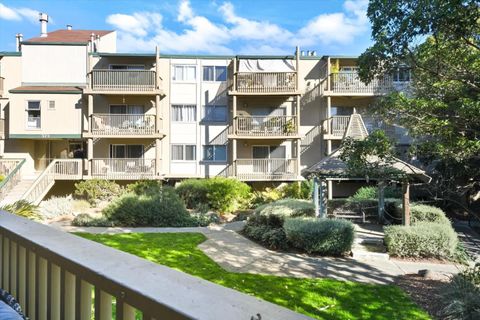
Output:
[
  {"xmin": 453, "ymin": 221, "xmax": 480, "ymax": 263},
  {"xmin": 57, "ymin": 221, "xmax": 463, "ymax": 285}
]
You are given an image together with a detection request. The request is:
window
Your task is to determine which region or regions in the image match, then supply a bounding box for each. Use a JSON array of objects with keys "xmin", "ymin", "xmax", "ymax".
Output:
[
  {"xmin": 203, "ymin": 105, "xmax": 227, "ymax": 122},
  {"xmin": 110, "ymin": 145, "xmax": 144, "ymax": 158},
  {"xmin": 203, "ymin": 145, "xmax": 227, "ymax": 162},
  {"xmin": 173, "ymin": 65, "xmax": 196, "ymax": 81},
  {"xmin": 109, "ymin": 65, "xmax": 145, "ymax": 70},
  {"xmin": 171, "ymin": 144, "xmax": 196, "ymax": 161},
  {"xmin": 172, "ymin": 104, "xmax": 196, "ymax": 122},
  {"xmin": 48, "ymin": 101, "xmax": 55, "ymax": 110},
  {"xmin": 110, "ymin": 105, "xmax": 144, "ymax": 114},
  {"xmin": 392, "ymin": 67, "xmax": 411, "ymax": 82},
  {"xmin": 203, "ymin": 66, "xmax": 227, "ymax": 81},
  {"xmin": 26, "ymin": 101, "xmax": 41, "ymax": 129}
]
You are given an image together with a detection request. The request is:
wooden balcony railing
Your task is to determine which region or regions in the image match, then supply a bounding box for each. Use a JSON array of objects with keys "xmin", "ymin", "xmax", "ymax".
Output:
[
  {"xmin": 233, "ymin": 72, "xmax": 297, "ymax": 93},
  {"xmin": 329, "ymin": 72, "xmax": 393, "ymax": 94},
  {"xmin": 23, "ymin": 159, "xmax": 82, "ymax": 204},
  {"xmin": 231, "ymin": 115, "xmax": 298, "ymax": 137},
  {"xmin": 0, "ymin": 159, "xmax": 25, "ymax": 202},
  {"xmin": 92, "ymin": 158, "xmax": 156, "ymax": 179},
  {"xmin": 90, "ymin": 70, "xmax": 157, "ymax": 92},
  {"xmin": 0, "ymin": 77, "xmax": 4, "ymax": 97},
  {"xmin": 91, "ymin": 114, "xmax": 156, "ymax": 136},
  {"xmin": 235, "ymin": 158, "xmax": 298, "ymax": 180},
  {"xmin": 0, "ymin": 212, "xmax": 310, "ymax": 320},
  {"xmin": 326, "ymin": 116, "xmax": 351, "ymax": 137}
]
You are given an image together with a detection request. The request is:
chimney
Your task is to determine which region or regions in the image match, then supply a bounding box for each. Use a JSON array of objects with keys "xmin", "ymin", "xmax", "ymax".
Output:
[
  {"xmin": 66, "ymin": 24, "xmax": 72, "ymax": 30},
  {"xmin": 90, "ymin": 33, "xmax": 95, "ymax": 52},
  {"xmin": 15, "ymin": 33, "xmax": 23, "ymax": 52},
  {"xmin": 39, "ymin": 13, "xmax": 48, "ymax": 37}
]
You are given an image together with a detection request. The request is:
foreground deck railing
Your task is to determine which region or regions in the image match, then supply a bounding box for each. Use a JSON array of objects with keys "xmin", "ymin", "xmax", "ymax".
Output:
[
  {"xmin": 23, "ymin": 159, "xmax": 82, "ymax": 205},
  {"xmin": 232, "ymin": 115, "xmax": 298, "ymax": 137},
  {"xmin": 233, "ymin": 72, "xmax": 297, "ymax": 93},
  {"xmin": 90, "ymin": 70, "xmax": 156, "ymax": 92},
  {"xmin": 235, "ymin": 159, "xmax": 298, "ymax": 180},
  {"xmin": 91, "ymin": 114, "xmax": 156, "ymax": 136},
  {"xmin": 329, "ymin": 72, "xmax": 393, "ymax": 94},
  {"xmin": 0, "ymin": 159, "xmax": 25, "ymax": 201},
  {"xmin": 0, "ymin": 212, "xmax": 310, "ymax": 320},
  {"xmin": 92, "ymin": 158, "xmax": 156, "ymax": 179}
]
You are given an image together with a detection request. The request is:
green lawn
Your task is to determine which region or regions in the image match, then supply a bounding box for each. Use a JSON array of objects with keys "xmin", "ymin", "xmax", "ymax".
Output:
[{"xmin": 77, "ymin": 232, "xmax": 430, "ymax": 320}]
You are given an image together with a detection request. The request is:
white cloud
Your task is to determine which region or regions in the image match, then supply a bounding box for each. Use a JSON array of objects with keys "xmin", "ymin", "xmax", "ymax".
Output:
[
  {"xmin": 0, "ymin": 2, "xmax": 39, "ymax": 24},
  {"xmin": 106, "ymin": 0, "xmax": 370, "ymax": 54}
]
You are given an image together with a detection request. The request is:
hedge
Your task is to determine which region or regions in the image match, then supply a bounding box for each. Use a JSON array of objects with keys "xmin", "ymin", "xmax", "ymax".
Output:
[
  {"xmin": 410, "ymin": 204, "xmax": 451, "ymax": 225},
  {"xmin": 254, "ymin": 199, "xmax": 315, "ymax": 217},
  {"xmin": 284, "ymin": 218, "xmax": 354, "ymax": 255},
  {"xmin": 384, "ymin": 222, "xmax": 458, "ymax": 259}
]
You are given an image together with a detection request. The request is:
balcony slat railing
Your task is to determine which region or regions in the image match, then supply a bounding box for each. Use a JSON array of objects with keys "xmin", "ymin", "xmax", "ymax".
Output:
[
  {"xmin": 232, "ymin": 115, "xmax": 298, "ymax": 137},
  {"xmin": 0, "ymin": 159, "xmax": 25, "ymax": 202},
  {"xmin": 91, "ymin": 114, "xmax": 156, "ymax": 136},
  {"xmin": 23, "ymin": 159, "xmax": 82, "ymax": 204},
  {"xmin": 235, "ymin": 159, "xmax": 298, "ymax": 180},
  {"xmin": 234, "ymin": 72, "xmax": 297, "ymax": 93},
  {"xmin": 329, "ymin": 72, "xmax": 393, "ymax": 94},
  {"xmin": 92, "ymin": 158, "xmax": 156, "ymax": 179},
  {"xmin": 91, "ymin": 70, "xmax": 156, "ymax": 92},
  {"xmin": 0, "ymin": 212, "xmax": 311, "ymax": 320},
  {"xmin": 327, "ymin": 116, "xmax": 351, "ymax": 137}
]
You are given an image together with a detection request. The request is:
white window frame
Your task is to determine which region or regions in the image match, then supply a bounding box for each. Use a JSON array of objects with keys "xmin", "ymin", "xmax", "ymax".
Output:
[
  {"xmin": 392, "ymin": 67, "xmax": 411, "ymax": 83},
  {"xmin": 202, "ymin": 65, "xmax": 227, "ymax": 82},
  {"xmin": 108, "ymin": 64, "xmax": 145, "ymax": 70},
  {"xmin": 171, "ymin": 104, "xmax": 197, "ymax": 122},
  {"xmin": 202, "ymin": 105, "xmax": 227, "ymax": 122},
  {"xmin": 171, "ymin": 144, "xmax": 196, "ymax": 161},
  {"xmin": 203, "ymin": 145, "xmax": 227, "ymax": 162},
  {"xmin": 109, "ymin": 144, "xmax": 144, "ymax": 159},
  {"xmin": 172, "ymin": 65, "xmax": 197, "ymax": 82},
  {"xmin": 26, "ymin": 100, "xmax": 41, "ymax": 130}
]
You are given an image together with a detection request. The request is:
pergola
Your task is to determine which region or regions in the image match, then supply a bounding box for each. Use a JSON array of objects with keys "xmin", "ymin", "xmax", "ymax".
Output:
[{"xmin": 305, "ymin": 148, "xmax": 431, "ymax": 225}]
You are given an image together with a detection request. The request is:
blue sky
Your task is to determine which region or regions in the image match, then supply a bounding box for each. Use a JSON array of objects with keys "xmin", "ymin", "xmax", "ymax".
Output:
[{"xmin": 0, "ymin": 0, "xmax": 372, "ymax": 55}]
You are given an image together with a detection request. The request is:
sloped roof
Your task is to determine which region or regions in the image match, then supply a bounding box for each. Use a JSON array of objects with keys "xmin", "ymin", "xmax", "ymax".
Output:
[
  {"xmin": 9, "ymin": 86, "xmax": 83, "ymax": 94},
  {"xmin": 24, "ymin": 30, "xmax": 114, "ymax": 44}
]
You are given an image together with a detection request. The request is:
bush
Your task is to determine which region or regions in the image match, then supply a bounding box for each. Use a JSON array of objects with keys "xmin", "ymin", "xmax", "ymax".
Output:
[
  {"xmin": 440, "ymin": 263, "xmax": 480, "ymax": 319},
  {"xmin": 384, "ymin": 222, "xmax": 458, "ymax": 259},
  {"xmin": 127, "ymin": 180, "xmax": 162, "ymax": 196},
  {"xmin": 189, "ymin": 211, "xmax": 221, "ymax": 227},
  {"xmin": 102, "ymin": 186, "xmax": 194, "ymax": 227},
  {"xmin": 349, "ymin": 185, "xmax": 401, "ymax": 201},
  {"xmin": 74, "ymin": 179, "xmax": 123, "ymax": 205},
  {"xmin": 39, "ymin": 196, "xmax": 73, "ymax": 218},
  {"xmin": 242, "ymin": 213, "xmax": 288, "ymax": 249},
  {"xmin": 254, "ymin": 199, "xmax": 315, "ymax": 217},
  {"xmin": 72, "ymin": 213, "xmax": 114, "ymax": 227},
  {"xmin": 251, "ymin": 187, "xmax": 283, "ymax": 206},
  {"xmin": 176, "ymin": 177, "xmax": 251, "ymax": 213},
  {"xmin": 284, "ymin": 218, "xmax": 354, "ymax": 255},
  {"xmin": 1, "ymin": 200, "xmax": 40, "ymax": 220},
  {"xmin": 279, "ymin": 181, "xmax": 313, "ymax": 200},
  {"xmin": 410, "ymin": 204, "xmax": 450, "ymax": 225}
]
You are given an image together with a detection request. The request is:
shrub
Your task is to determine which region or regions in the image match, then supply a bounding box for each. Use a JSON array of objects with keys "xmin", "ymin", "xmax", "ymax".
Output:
[
  {"xmin": 72, "ymin": 213, "xmax": 114, "ymax": 227},
  {"xmin": 410, "ymin": 204, "xmax": 450, "ymax": 225},
  {"xmin": 384, "ymin": 222, "xmax": 458, "ymax": 259},
  {"xmin": 39, "ymin": 196, "xmax": 73, "ymax": 218},
  {"xmin": 127, "ymin": 180, "xmax": 162, "ymax": 196},
  {"xmin": 279, "ymin": 181, "xmax": 313, "ymax": 200},
  {"xmin": 440, "ymin": 263, "xmax": 480, "ymax": 319},
  {"xmin": 254, "ymin": 199, "xmax": 315, "ymax": 217},
  {"xmin": 74, "ymin": 179, "xmax": 123, "ymax": 205},
  {"xmin": 189, "ymin": 211, "xmax": 221, "ymax": 226},
  {"xmin": 284, "ymin": 218, "xmax": 355, "ymax": 255},
  {"xmin": 176, "ymin": 177, "xmax": 251, "ymax": 213},
  {"xmin": 251, "ymin": 187, "xmax": 283, "ymax": 206},
  {"xmin": 349, "ymin": 185, "xmax": 401, "ymax": 201},
  {"xmin": 0, "ymin": 174, "xmax": 4, "ymax": 182},
  {"xmin": 102, "ymin": 186, "xmax": 194, "ymax": 227},
  {"xmin": 242, "ymin": 213, "xmax": 288, "ymax": 249},
  {"xmin": 1, "ymin": 200, "xmax": 40, "ymax": 220}
]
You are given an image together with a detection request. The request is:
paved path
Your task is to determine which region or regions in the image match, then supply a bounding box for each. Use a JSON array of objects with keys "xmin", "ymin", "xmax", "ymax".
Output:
[
  {"xmin": 57, "ymin": 222, "xmax": 462, "ymax": 285},
  {"xmin": 453, "ymin": 221, "xmax": 480, "ymax": 263}
]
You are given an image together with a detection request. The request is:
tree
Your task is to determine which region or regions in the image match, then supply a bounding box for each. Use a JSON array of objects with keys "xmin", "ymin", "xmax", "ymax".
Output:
[{"xmin": 358, "ymin": 0, "xmax": 480, "ymax": 209}]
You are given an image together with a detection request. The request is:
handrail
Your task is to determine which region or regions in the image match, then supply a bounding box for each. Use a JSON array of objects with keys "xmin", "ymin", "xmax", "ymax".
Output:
[
  {"xmin": 92, "ymin": 158, "xmax": 156, "ymax": 179},
  {"xmin": 0, "ymin": 212, "xmax": 310, "ymax": 319},
  {"xmin": 232, "ymin": 115, "xmax": 298, "ymax": 136},
  {"xmin": 0, "ymin": 159, "xmax": 26, "ymax": 201},
  {"xmin": 23, "ymin": 159, "xmax": 82, "ymax": 204},
  {"xmin": 328, "ymin": 72, "xmax": 393, "ymax": 94},
  {"xmin": 90, "ymin": 69, "xmax": 157, "ymax": 92},
  {"xmin": 234, "ymin": 158, "xmax": 298, "ymax": 180},
  {"xmin": 91, "ymin": 113, "xmax": 157, "ymax": 135},
  {"xmin": 234, "ymin": 72, "xmax": 297, "ymax": 93}
]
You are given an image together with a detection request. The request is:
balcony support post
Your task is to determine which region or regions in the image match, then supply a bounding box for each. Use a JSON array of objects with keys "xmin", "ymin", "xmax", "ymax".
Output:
[
  {"xmin": 87, "ymin": 138, "xmax": 93, "ymax": 176},
  {"xmin": 155, "ymin": 46, "xmax": 160, "ymax": 89},
  {"xmin": 295, "ymin": 46, "xmax": 300, "ymax": 91},
  {"xmin": 232, "ymin": 95, "xmax": 237, "ymax": 134},
  {"xmin": 326, "ymin": 96, "xmax": 331, "ymax": 135},
  {"xmin": 296, "ymin": 139, "xmax": 301, "ymax": 177},
  {"xmin": 155, "ymin": 94, "xmax": 161, "ymax": 133},
  {"xmin": 232, "ymin": 139, "xmax": 237, "ymax": 177},
  {"xmin": 155, "ymin": 138, "xmax": 161, "ymax": 176},
  {"xmin": 327, "ymin": 57, "xmax": 331, "ymax": 91},
  {"xmin": 87, "ymin": 94, "xmax": 93, "ymax": 133},
  {"xmin": 233, "ymin": 57, "xmax": 237, "ymax": 91}
]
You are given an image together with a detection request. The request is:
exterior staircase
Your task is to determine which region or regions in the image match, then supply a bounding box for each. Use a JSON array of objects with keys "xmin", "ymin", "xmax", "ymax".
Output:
[{"xmin": 0, "ymin": 172, "xmax": 40, "ymax": 206}]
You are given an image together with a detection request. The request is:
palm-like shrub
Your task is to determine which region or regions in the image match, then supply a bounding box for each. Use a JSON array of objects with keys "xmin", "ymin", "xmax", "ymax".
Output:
[{"xmin": 1, "ymin": 200, "xmax": 40, "ymax": 220}]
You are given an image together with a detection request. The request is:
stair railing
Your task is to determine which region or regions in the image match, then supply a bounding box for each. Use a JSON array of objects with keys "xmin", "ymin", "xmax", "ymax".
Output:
[
  {"xmin": 23, "ymin": 159, "xmax": 82, "ymax": 205},
  {"xmin": 0, "ymin": 159, "xmax": 26, "ymax": 201}
]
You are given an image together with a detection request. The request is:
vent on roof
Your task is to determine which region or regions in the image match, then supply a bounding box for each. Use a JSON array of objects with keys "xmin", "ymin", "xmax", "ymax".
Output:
[
  {"xmin": 67, "ymin": 24, "xmax": 72, "ymax": 30},
  {"xmin": 39, "ymin": 13, "xmax": 49, "ymax": 37},
  {"xmin": 15, "ymin": 33, "xmax": 23, "ymax": 52}
]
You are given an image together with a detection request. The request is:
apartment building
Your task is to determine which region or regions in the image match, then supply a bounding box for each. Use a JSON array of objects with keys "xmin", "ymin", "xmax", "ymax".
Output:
[{"xmin": 0, "ymin": 14, "xmax": 411, "ymax": 204}]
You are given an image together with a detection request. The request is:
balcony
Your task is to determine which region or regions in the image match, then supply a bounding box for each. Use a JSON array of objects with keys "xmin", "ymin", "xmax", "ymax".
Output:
[
  {"xmin": 324, "ymin": 116, "xmax": 351, "ymax": 139},
  {"xmin": 91, "ymin": 158, "xmax": 156, "ymax": 179},
  {"xmin": 0, "ymin": 76, "xmax": 4, "ymax": 97},
  {"xmin": 87, "ymin": 70, "xmax": 161, "ymax": 95},
  {"xmin": 234, "ymin": 158, "xmax": 299, "ymax": 181},
  {"xmin": 89, "ymin": 114, "xmax": 161, "ymax": 137},
  {"xmin": 0, "ymin": 212, "xmax": 309, "ymax": 320},
  {"xmin": 229, "ymin": 115, "xmax": 299, "ymax": 138},
  {"xmin": 325, "ymin": 72, "xmax": 393, "ymax": 95},
  {"xmin": 230, "ymin": 72, "xmax": 298, "ymax": 95}
]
